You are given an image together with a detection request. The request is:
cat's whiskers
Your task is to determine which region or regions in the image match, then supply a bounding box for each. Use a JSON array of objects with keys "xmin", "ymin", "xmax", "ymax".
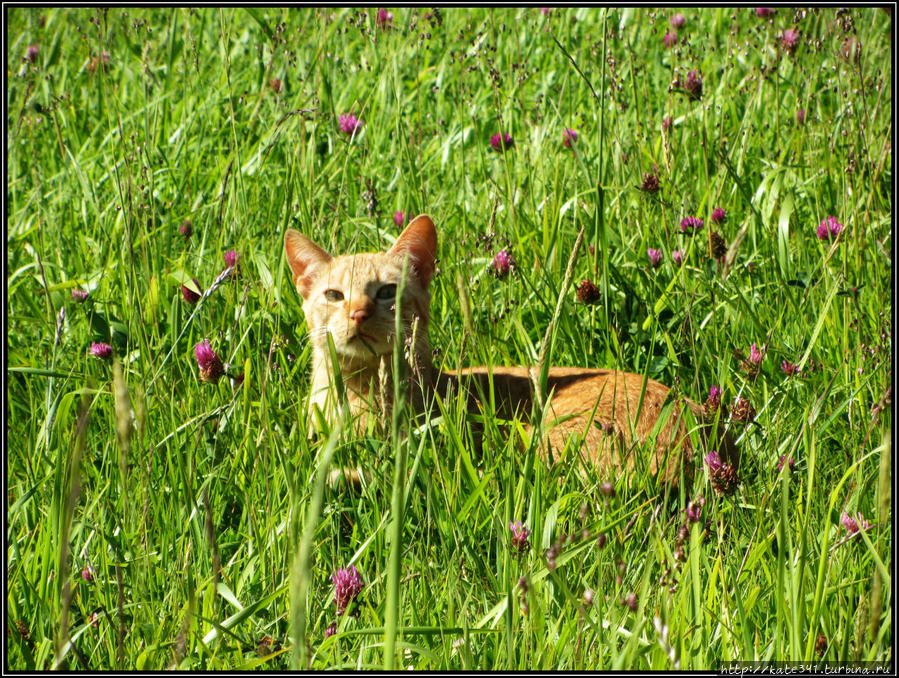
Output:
[{"xmin": 303, "ymin": 327, "xmax": 331, "ymax": 343}]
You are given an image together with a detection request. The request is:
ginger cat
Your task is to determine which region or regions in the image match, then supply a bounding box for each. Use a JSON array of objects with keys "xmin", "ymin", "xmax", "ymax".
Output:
[{"xmin": 284, "ymin": 215, "xmax": 737, "ymax": 484}]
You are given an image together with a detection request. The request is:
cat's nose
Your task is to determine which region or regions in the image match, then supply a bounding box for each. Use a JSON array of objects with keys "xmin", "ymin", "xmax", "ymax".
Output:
[{"xmin": 349, "ymin": 302, "xmax": 373, "ymax": 324}]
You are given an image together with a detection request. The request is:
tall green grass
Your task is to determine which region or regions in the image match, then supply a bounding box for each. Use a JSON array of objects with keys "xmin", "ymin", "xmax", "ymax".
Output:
[{"xmin": 6, "ymin": 7, "xmax": 892, "ymax": 670}]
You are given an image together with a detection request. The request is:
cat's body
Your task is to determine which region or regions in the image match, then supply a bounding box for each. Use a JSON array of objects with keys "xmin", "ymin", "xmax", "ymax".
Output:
[
  {"xmin": 285, "ymin": 215, "xmax": 737, "ymax": 484},
  {"xmin": 442, "ymin": 366, "xmax": 708, "ymax": 481}
]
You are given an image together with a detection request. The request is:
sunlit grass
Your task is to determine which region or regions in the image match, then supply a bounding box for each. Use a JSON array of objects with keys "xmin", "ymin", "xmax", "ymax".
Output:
[{"xmin": 6, "ymin": 6, "xmax": 892, "ymax": 670}]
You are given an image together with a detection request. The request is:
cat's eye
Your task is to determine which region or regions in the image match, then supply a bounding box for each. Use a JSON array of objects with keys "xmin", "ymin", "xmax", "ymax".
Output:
[
  {"xmin": 324, "ymin": 289, "xmax": 344, "ymax": 302},
  {"xmin": 376, "ymin": 284, "xmax": 397, "ymax": 301}
]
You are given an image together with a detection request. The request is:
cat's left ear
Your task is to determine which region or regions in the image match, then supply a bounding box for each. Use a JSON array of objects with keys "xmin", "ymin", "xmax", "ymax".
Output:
[{"xmin": 389, "ymin": 214, "xmax": 438, "ymax": 287}]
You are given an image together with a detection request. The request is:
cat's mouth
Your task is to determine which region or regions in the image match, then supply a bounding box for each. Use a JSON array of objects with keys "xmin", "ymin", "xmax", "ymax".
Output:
[
  {"xmin": 331, "ymin": 325, "xmax": 392, "ymax": 357},
  {"xmin": 348, "ymin": 331, "xmax": 376, "ymax": 343},
  {"xmin": 344, "ymin": 331, "xmax": 388, "ymax": 355}
]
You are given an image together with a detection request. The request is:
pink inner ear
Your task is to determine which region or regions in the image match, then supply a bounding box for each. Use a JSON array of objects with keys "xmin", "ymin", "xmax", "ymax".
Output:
[
  {"xmin": 295, "ymin": 267, "xmax": 322, "ymax": 299},
  {"xmin": 285, "ymin": 230, "xmax": 331, "ymax": 298},
  {"xmin": 390, "ymin": 215, "xmax": 437, "ymax": 286}
]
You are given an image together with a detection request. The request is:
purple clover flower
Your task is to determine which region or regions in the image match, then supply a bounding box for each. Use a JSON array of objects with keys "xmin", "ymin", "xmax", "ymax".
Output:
[
  {"xmin": 393, "ymin": 211, "xmax": 407, "ymax": 227},
  {"xmin": 680, "ymin": 216, "xmax": 704, "ymax": 233},
  {"xmin": 684, "ymin": 70, "xmax": 703, "ymax": 100},
  {"xmin": 781, "ymin": 28, "xmax": 800, "ymax": 54},
  {"xmin": 756, "ymin": 8, "xmax": 775, "ymax": 18},
  {"xmin": 195, "ymin": 339, "xmax": 225, "ymax": 383},
  {"xmin": 562, "ymin": 128, "xmax": 578, "ymax": 148},
  {"xmin": 331, "ymin": 566, "xmax": 364, "ymax": 616},
  {"xmin": 672, "ymin": 249, "xmax": 685, "ymax": 267},
  {"xmin": 338, "ymin": 113, "xmax": 361, "ymax": 135},
  {"xmin": 72, "ymin": 288, "xmax": 89, "ymax": 303},
  {"xmin": 796, "ymin": 108, "xmax": 806, "ymax": 125},
  {"xmin": 816, "ymin": 216, "xmax": 843, "ymax": 241},
  {"xmin": 576, "ymin": 279, "xmax": 600, "ymax": 304},
  {"xmin": 89, "ymin": 342, "xmax": 113, "ymax": 360},
  {"xmin": 711, "ymin": 207, "xmax": 726, "ymax": 224},
  {"xmin": 492, "ymin": 249, "xmax": 515, "ymax": 278},
  {"xmin": 685, "ymin": 496, "xmax": 705, "ymax": 523},
  {"xmin": 376, "ymin": 8, "xmax": 393, "ymax": 28},
  {"xmin": 179, "ymin": 220, "xmax": 193, "ymax": 239},
  {"xmin": 841, "ymin": 512, "xmax": 871, "ymax": 535},
  {"xmin": 640, "ymin": 174, "xmax": 661, "ymax": 194},
  {"xmin": 703, "ymin": 386, "xmax": 723, "ymax": 417},
  {"xmin": 182, "ymin": 278, "xmax": 202, "ymax": 304},
  {"xmin": 510, "ymin": 521, "xmax": 531, "ymax": 552},
  {"xmin": 731, "ymin": 397, "xmax": 756, "ymax": 423},
  {"xmin": 670, "ymin": 13, "xmax": 686, "ymax": 29},
  {"xmin": 663, "ymin": 31, "xmax": 677, "ymax": 48},
  {"xmin": 224, "ymin": 250, "xmax": 239, "ymax": 268},
  {"xmin": 781, "ymin": 360, "xmax": 801, "ymax": 376},
  {"xmin": 705, "ymin": 449, "xmax": 740, "ymax": 495},
  {"xmin": 777, "ymin": 456, "xmax": 795, "ymax": 472},
  {"xmin": 647, "ymin": 248, "xmax": 663, "ymax": 268},
  {"xmin": 748, "ymin": 343, "xmax": 764, "ymax": 365},
  {"xmin": 490, "ymin": 132, "xmax": 514, "ymax": 152},
  {"xmin": 26, "ymin": 45, "xmax": 39, "ymax": 63},
  {"xmin": 704, "ymin": 450, "xmax": 723, "ymax": 474}
]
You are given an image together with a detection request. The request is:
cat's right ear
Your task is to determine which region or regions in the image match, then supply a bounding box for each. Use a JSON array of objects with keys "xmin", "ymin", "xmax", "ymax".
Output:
[
  {"xmin": 284, "ymin": 229, "xmax": 332, "ymax": 299},
  {"xmin": 389, "ymin": 214, "xmax": 438, "ymax": 287}
]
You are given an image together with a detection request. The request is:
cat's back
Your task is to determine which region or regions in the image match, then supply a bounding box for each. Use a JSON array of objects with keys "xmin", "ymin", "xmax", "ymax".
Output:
[
  {"xmin": 443, "ymin": 365, "xmax": 683, "ymax": 416},
  {"xmin": 441, "ymin": 364, "xmax": 723, "ymax": 483}
]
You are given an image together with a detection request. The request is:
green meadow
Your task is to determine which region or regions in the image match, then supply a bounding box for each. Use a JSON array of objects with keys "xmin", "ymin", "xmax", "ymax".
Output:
[{"xmin": 6, "ymin": 7, "xmax": 892, "ymax": 670}]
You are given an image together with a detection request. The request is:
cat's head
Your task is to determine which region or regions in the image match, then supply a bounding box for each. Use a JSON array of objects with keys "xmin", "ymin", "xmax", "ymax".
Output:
[{"xmin": 284, "ymin": 215, "xmax": 437, "ymax": 365}]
